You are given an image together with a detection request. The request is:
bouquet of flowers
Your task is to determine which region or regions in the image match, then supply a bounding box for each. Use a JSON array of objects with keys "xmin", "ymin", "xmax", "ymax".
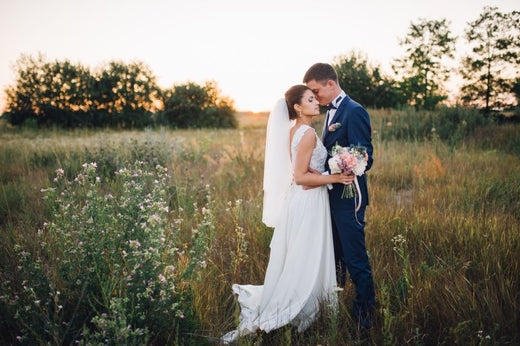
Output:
[{"xmin": 328, "ymin": 143, "xmax": 368, "ymax": 199}]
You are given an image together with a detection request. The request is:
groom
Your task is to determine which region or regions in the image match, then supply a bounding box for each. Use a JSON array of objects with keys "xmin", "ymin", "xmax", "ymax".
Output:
[{"xmin": 303, "ymin": 63, "xmax": 375, "ymax": 330}]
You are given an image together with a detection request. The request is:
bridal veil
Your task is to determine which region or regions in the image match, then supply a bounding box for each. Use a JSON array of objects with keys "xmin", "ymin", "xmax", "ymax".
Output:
[{"xmin": 262, "ymin": 98, "xmax": 294, "ymax": 227}]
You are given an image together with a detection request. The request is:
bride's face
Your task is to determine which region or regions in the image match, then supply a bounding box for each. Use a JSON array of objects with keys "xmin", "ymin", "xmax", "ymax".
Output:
[{"xmin": 299, "ymin": 90, "xmax": 320, "ymax": 116}]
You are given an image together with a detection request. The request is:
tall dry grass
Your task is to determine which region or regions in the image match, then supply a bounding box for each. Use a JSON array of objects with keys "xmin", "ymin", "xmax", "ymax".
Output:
[{"xmin": 0, "ymin": 111, "xmax": 519, "ymax": 344}]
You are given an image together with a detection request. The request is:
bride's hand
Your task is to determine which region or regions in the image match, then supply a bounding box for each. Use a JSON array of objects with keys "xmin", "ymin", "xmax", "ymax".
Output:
[{"xmin": 334, "ymin": 172, "xmax": 355, "ymax": 185}]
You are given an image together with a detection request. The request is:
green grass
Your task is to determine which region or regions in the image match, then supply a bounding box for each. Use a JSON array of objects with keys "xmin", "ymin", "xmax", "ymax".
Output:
[{"xmin": 0, "ymin": 112, "xmax": 519, "ymax": 344}]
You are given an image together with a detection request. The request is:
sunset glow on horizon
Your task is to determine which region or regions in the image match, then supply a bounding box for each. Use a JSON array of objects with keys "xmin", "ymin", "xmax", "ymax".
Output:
[{"xmin": 1, "ymin": 0, "xmax": 518, "ymax": 113}]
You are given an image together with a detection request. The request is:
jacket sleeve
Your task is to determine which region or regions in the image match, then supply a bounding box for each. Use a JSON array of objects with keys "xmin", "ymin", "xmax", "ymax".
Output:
[{"xmin": 346, "ymin": 106, "xmax": 373, "ymax": 171}]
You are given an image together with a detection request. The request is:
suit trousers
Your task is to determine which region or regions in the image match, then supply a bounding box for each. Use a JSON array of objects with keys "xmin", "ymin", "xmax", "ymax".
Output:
[{"xmin": 330, "ymin": 200, "xmax": 375, "ymax": 326}]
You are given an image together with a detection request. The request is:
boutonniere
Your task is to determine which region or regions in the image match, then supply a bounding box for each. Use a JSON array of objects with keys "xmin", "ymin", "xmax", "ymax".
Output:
[{"xmin": 328, "ymin": 122, "xmax": 342, "ymax": 132}]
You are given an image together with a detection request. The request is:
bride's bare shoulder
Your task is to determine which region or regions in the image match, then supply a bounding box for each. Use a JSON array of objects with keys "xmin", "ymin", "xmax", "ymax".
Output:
[
  {"xmin": 298, "ymin": 127, "xmax": 317, "ymax": 147},
  {"xmin": 291, "ymin": 125, "xmax": 315, "ymax": 143}
]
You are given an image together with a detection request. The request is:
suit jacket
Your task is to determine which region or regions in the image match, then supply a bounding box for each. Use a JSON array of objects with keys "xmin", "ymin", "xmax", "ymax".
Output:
[{"xmin": 322, "ymin": 94, "xmax": 373, "ymax": 209}]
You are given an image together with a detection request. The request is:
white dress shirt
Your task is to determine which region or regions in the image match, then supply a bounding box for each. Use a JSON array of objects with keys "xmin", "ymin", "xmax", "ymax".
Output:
[{"xmin": 326, "ymin": 90, "xmax": 347, "ymax": 126}]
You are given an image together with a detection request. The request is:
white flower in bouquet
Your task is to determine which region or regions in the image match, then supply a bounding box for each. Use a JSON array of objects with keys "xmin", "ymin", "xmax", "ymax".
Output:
[{"xmin": 328, "ymin": 156, "xmax": 342, "ymax": 174}]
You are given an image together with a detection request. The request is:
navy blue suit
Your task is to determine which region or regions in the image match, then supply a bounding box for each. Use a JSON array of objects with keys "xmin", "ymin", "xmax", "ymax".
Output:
[{"xmin": 322, "ymin": 94, "xmax": 375, "ymax": 327}]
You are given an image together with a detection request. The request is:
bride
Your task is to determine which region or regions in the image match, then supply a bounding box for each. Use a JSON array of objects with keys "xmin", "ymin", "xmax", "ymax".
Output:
[{"xmin": 222, "ymin": 85, "xmax": 354, "ymax": 343}]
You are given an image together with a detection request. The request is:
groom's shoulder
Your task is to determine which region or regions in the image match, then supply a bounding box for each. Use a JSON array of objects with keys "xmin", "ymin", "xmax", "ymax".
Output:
[
  {"xmin": 344, "ymin": 97, "xmax": 368, "ymax": 115},
  {"xmin": 345, "ymin": 97, "xmax": 364, "ymax": 109}
]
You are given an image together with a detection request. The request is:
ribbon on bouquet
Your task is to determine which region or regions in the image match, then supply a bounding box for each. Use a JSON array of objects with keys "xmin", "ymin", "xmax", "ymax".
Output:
[
  {"xmin": 353, "ymin": 176, "xmax": 363, "ymax": 225},
  {"xmin": 327, "ymin": 174, "xmax": 363, "ymax": 225}
]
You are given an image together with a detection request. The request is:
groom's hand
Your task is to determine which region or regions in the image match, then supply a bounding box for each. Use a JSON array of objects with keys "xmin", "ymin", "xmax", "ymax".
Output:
[{"xmin": 302, "ymin": 168, "xmax": 321, "ymax": 190}]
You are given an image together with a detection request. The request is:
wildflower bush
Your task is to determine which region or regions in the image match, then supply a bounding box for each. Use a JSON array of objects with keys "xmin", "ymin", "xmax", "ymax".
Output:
[{"xmin": 1, "ymin": 161, "xmax": 211, "ymax": 344}]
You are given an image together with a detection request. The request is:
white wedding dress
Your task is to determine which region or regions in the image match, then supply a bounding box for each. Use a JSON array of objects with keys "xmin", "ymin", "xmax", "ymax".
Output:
[{"xmin": 222, "ymin": 125, "xmax": 338, "ymax": 343}]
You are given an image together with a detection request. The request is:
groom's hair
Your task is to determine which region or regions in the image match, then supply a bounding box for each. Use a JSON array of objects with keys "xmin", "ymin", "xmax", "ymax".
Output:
[{"xmin": 303, "ymin": 63, "xmax": 338, "ymax": 85}]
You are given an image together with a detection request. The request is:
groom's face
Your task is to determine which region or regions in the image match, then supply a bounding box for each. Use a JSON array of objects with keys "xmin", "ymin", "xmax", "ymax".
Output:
[{"xmin": 306, "ymin": 79, "xmax": 335, "ymax": 106}]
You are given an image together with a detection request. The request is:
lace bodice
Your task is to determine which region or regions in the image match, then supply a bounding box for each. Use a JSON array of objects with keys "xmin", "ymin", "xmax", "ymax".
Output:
[{"xmin": 291, "ymin": 125, "xmax": 327, "ymax": 173}]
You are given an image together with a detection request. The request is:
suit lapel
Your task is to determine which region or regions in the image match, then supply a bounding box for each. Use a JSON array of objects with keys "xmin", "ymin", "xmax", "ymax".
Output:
[
  {"xmin": 321, "ymin": 111, "xmax": 329, "ymax": 140},
  {"xmin": 323, "ymin": 95, "xmax": 350, "ymax": 146},
  {"xmin": 329, "ymin": 95, "xmax": 348, "ymax": 126},
  {"xmin": 322, "ymin": 110, "xmax": 331, "ymax": 140}
]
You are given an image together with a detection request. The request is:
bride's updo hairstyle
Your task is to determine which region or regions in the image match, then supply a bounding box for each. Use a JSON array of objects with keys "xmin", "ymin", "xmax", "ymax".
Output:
[{"xmin": 285, "ymin": 84, "xmax": 310, "ymax": 120}]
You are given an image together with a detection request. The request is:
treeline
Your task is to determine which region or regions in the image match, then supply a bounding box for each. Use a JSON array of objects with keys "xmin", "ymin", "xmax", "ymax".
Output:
[
  {"xmin": 2, "ymin": 55, "xmax": 237, "ymax": 129},
  {"xmin": 2, "ymin": 6, "xmax": 519, "ymax": 129},
  {"xmin": 333, "ymin": 6, "xmax": 519, "ymax": 112}
]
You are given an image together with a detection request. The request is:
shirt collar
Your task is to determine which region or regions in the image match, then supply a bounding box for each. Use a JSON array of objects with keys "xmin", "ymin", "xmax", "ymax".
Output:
[{"xmin": 331, "ymin": 90, "xmax": 346, "ymax": 108}]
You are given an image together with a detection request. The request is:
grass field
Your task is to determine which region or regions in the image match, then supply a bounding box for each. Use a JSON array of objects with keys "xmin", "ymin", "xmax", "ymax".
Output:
[{"xmin": 0, "ymin": 110, "xmax": 519, "ymax": 344}]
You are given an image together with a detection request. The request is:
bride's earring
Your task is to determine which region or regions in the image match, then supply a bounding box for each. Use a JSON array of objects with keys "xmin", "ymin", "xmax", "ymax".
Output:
[{"xmin": 299, "ymin": 110, "xmax": 302, "ymax": 117}]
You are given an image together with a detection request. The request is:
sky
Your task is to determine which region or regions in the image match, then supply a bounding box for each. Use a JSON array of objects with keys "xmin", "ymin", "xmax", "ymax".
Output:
[{"xmin": 0, "ymin": 0, "xmax": 518, "ymax": 112}]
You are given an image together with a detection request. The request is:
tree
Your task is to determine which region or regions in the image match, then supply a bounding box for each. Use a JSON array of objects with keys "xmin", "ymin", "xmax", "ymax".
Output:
[
  {"xmin": 393, "ymin": 18, "xmax": 456, "ymax": 109},
  {"xmin": 333, "ymin": 52, "xmax": 404, "ymax": 109},
  {"xmin": 89, "ymin": 60, "xmax": 160, "ymax": 128},
  {"xmin": 460, "ymin": 6, "xmax": 520, "ymax": 113},
  {"xmin": 3, "ymin": 53, "xmax": 93, "ymax": 126},
  {"xmin": 513, "ymin": 77, "xmax": 520, "ymax": 107},
  {"xmin": 92, "ymin": 61, "xmax": 159, "ymax": 114},
  {"xmin": 160, "ymin": 81, "xmax": 237, "ymax": 128}
]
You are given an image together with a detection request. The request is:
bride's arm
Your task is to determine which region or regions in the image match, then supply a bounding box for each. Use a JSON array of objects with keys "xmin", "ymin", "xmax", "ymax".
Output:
[{"xmin": 293, "ymin": 129, "xmax": 353, "ymax": 186}]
